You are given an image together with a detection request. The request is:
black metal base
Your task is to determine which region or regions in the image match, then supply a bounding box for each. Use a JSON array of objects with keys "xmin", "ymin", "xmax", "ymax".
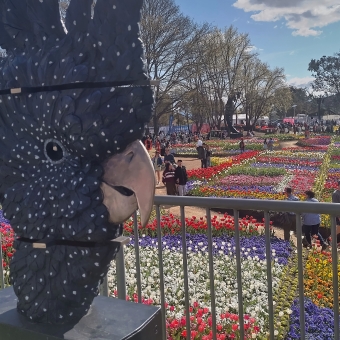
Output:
[
  {"xmin": 230, "ymin": 133, "xmax": 243, "ymax": 139},
  {"xmin": 0, "ymin": 287, "xmax": 162, "ymax": 340}
]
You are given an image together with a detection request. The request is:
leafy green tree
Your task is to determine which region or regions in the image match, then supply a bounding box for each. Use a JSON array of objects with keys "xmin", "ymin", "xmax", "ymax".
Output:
[{"xmin": 308, "ymin": 52, "xmax": 340, "ymax": 95}]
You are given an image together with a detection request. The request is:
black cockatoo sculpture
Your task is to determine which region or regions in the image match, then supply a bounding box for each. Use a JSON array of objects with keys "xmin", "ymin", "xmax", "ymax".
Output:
[{"xmin": 0, "ymin": 0, "xmax": 155, "ymax": 324}]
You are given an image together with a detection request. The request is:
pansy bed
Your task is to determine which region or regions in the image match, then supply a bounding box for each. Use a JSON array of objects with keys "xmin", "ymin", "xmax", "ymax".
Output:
[
  {"xmin": 0, "ymin": 210, "xmax": 13, "ymax": 286},
  {"xmin": 296, "ymin": 136, "xmax": 331, "ymax": 148},
  {"xmin": 2, "ymin": 211, "xmax": 339, "ymax": 338},
  {"xmin": 187, "ymin": 147, "xmax": 330, "ymax": 201},
  {"xmin": 108, "ymin": 213, "xmax": 294, "ymax": 339}
]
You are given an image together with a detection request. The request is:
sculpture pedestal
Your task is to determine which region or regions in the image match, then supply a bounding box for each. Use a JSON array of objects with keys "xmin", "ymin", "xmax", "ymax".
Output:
[
  {"xmin": 0, "ymin": 287, "xmax": 162, "ymax": 340},
  {"xmin": 230, "ymin": 133, "xmax": 243, "ymax": 139}
]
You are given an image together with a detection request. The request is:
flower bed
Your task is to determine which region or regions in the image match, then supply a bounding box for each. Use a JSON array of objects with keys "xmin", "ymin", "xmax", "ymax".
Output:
[
  {"xmin": 264, "ymin": 134, "xmax": 303, "ymax": 141},
  {"xmin": 186, "ymin": 151, "xmax": 259, "ymax": 181},
  {"xmin": 305, "ymin": 248, "xmax": 340, "ymax": 309},
  {"xmin": 187, "ymin": 149, "xmax": 325, "ymax": 202},
  {"xmin": 108, "ymin": 214, "xmax": 293, "ymax": 338},
  {"xmin": 296, "ymin": 136, "xmax": 331, "ymax": 147},
  {"xmin": 0, "ymin": 210, "xmax": 13, "ymax": 286},
  {"xmin": 1, "ymin": 205, "xmax": 339, "ymax": 338},
  {"xmin": 172, "ymin": 138, "xmax": 275, "ymax": 157},
  {"xmin": 220, "ymin": 175, "xmax": 285, "ymax": 186},
  {"xmin": 287, "ymin": 171, "xmax": 318, "ymax": 194},
  {"xmin": 256, "ymin": 156, "xmax": 322, "ymax": 167},
  {"xmin": 124, "ymin": 213, "xmax": 264, "ymax": 238},
  {"xmin": 287, "ymin": 298, "xmax": 337, "ymax": 339}
]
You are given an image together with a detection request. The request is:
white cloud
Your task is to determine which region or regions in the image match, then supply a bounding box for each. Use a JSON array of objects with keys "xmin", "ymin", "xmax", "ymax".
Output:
[
  {"xmin": 287, "ymin": 76, "xmax": 314, "ymax": 88},
  {"xmin": 233, "ymin": 0, "xmax": 340, "ymax": 36},
  {"xmin": 247, "ymin": 45, "xmax": 264, "ymax": 52},
  {"xmin": 274, "ymin": 25, "xmax": 277, "ymax": 28}
]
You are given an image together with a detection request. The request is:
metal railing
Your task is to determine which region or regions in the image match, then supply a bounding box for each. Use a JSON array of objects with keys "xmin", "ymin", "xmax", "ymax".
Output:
[
  {"xmin": 1, "ymin": 196, "xmax": 339, "ymax": 339},
  {"xmin": 0, "ymin": 233, "xmax": 4, "ymax": 291},
  {"xmin": 113, "ymin": 196, "xmax": 340, "ymax": 340}
]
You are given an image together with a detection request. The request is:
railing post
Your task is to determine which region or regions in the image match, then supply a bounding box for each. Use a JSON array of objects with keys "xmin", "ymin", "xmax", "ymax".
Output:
[
  {"xmin": 0, "ymin": 233, "xmax": 4, "ymax": 290},
  {"xmin": 206, "ymin": 208, "xmax": 217, "ymax": 340},
  {"xmin": 180, "ymin": 206, "xmax": 191, "ymax": 340},
  {"xmin": 295, "ymin": 213, "xmax": 306, "ymax": 339},
  {"xmin": 330, "ymin": 215, "xmax": 339, "ymax": 339},
  {"xmin": 233, "ymin": 209, "xmax": 244, "ymax": 340},
  {"xmin": 264, "ymin": 211, "xmax": 274, "ymax": 339},
  {"xmin": 133, "ymin": 211, "xmax": 143, "ymax": 303},
  {"xmin": 156, "ymin": 205, "xmax": 167, "ymax": 340},
  {"xmin": 116, "ymin": 245, "xmax": 127, "ymax": 300}
]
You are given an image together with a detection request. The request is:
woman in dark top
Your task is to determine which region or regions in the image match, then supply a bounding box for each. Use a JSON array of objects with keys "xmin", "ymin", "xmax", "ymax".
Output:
[
  {"xmin": 162, "ymin": 163, "xmax": 177, "ymax": 195},
  {"xmin": 239, "ymin": 138, "xmax": 245, "ymax": 153}
]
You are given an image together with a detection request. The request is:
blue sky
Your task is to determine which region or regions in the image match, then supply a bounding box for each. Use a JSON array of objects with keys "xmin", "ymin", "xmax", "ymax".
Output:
[{"xmin": 175, "ymin": 0, "xmax": 340, "ymax": 88}]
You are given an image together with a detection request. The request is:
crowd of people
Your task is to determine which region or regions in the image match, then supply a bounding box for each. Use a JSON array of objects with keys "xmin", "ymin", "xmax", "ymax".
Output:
[
  {"xmin": 142, "ymin": 130, "xmax": 210, "ymax": 154},
  {"xmin": 150, "ymin": 146, "xmax": 188, "ymax": 196},
  {"xmin": 278, "ymin": 186, "xmax": 340, "ymax": 250},
  {"xmin": 276, "ymin": 119, "xmax": 338, "ymax": 135}
]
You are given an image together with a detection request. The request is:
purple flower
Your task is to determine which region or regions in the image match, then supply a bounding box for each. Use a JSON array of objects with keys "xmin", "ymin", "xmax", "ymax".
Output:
[
  {"xmin": 0, "ymin": 209, "xmax": 10, "ymax": 224},
  {"xmin": 130, "ymin": 234, "xmax": 292, "ymax": 265},
  {"xmin": 251, "ymin": 163, "xmax": 321, "ymax": 172},
  {"xmin": 287, "ymin": 298, "xmax": 338, "ymax": 339}
]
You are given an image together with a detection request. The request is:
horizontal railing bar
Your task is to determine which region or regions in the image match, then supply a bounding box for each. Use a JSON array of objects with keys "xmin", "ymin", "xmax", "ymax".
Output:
[{"xmin": 153, "ymin": 196, "xmax": 340, "ymax": 215}]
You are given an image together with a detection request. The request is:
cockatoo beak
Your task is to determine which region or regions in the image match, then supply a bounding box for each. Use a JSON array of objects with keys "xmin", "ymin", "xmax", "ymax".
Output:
[{"xmin": 101, "ymin": 140, "xmax": 155, "ymax": 227}]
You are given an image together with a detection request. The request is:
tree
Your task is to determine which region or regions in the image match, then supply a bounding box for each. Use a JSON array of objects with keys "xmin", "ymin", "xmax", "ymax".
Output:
[
  {"xmin": 140, "ymin": 0, "xmax": 210, "ymax": 134},
  {"xmin": 286, "ymin": 86, "xmax": 311, "ymax": 117},
  {"xmin": 308, "ymin": 52, "xmax": 340, "ymax": 96},
  {"xmin": 271, "ymin": 87, "xmax": 292, "ymax": 119},
  {"xmin": 240, "ymin": 57, "xmax": 287, "ymax": 127},
  {"xmin": 183, "ymin": 26, "xmax": 254, "ymax": 130}
]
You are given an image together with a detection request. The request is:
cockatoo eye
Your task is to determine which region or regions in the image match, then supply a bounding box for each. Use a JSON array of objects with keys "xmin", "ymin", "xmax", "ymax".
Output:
[{"xmin": 44, "ymin": 138, "xmax": 68, "ymax": 164}]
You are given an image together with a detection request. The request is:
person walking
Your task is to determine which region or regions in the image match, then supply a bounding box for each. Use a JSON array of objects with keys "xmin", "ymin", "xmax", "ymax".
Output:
[
  {"xmin": 282, "ymin": 187, "xmax": 299, "ymax": 241},
  {"xmin": 239, "ymin": 138, "xmax": 245, "ymax": 154},
  {"xmin": 197, "ymin": 141, "xmax": 207, "ymax": 168},
  {"xmin": 174, "ymin": 160, "xmax": 188, "ymax": 196},
  {"xmin": 331, "ymin": 180, "xmax": 340, "ymax": 238},
  {"xmin": 162, "ymin": 163, "xmax": 177, "ymax": 195},
  {"xmin": 152, "ymin": 151, "xmax": 163, "ymax": 185},
  {"xmin": 263, "ymin": 138, "xmax": 268, "ymax": 150},
  {"xmin": 267, "ymin": 138, "xmax": 274, "ymax": 151},
  {"xmin": 155, "ymin": 139, "xmax": 161, "ymax": 154},
  {"xmin": 145, "ymin": 135, "xmax": 152, "ymax": 152},
  {"xmin": 301, "ymin": 190, "xmax": 328, "ymax": 250},
  {"xmin": 164, "ymin": 148, "xmax": 175, "ymax": 165}
]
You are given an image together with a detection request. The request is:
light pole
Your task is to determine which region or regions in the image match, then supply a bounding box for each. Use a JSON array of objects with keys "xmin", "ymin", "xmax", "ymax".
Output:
[{"xmin": 292, "ymin": 104, "xmax": 297, "ymax": 117}]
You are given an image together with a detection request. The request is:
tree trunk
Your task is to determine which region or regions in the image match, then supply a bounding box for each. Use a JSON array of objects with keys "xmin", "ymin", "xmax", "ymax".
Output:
[{"xmin": 153, "ymin": 114, "xmax": 159, "ymax": 135}]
